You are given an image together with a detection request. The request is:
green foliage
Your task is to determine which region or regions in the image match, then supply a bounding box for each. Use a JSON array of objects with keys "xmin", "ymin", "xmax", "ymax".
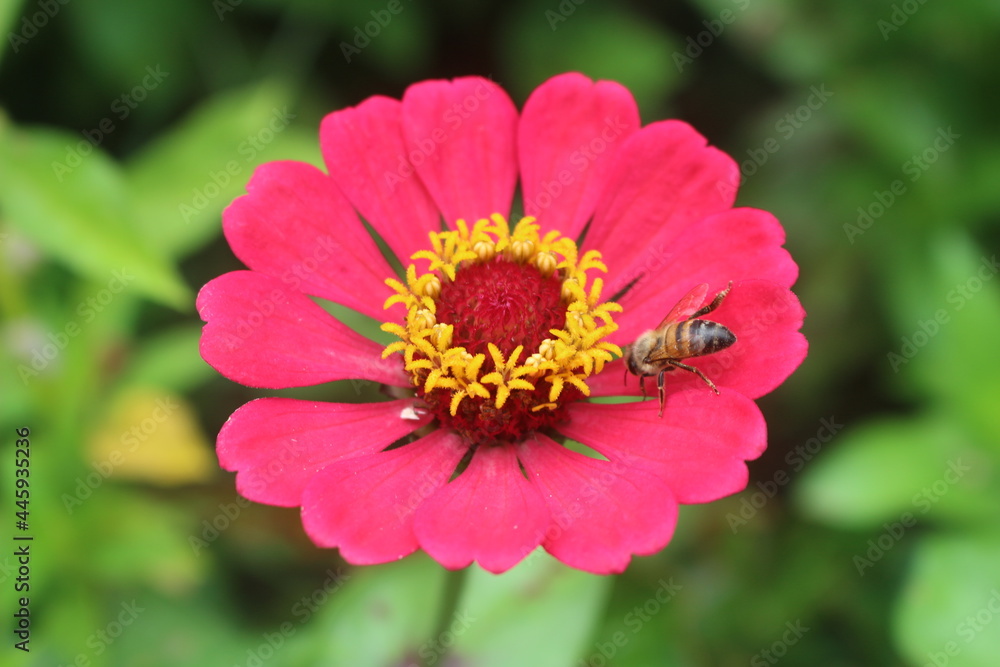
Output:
[
  {"xmin": 287, "ymin": 556, "xmax": 446, "ymax": 666},
  {"xmin": 0, "ymin": 121, "xmax": 189, "ymax": 308},
  {"xmin": 451, "ymin": 553, "xmax": 611, "ymax": 665},
  {"xmin": 125, "ymin": 82, "xmax": 319, "ymax": 258},
  {"xmin": 895, "ymin": 534, "xmax": 1000, "ymax": 667}
]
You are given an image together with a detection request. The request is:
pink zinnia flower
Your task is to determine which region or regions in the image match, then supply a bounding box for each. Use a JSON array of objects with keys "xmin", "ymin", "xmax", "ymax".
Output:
[{"xmin": 197, "ymin": 73, "xmax": 806, "ymax": 574}]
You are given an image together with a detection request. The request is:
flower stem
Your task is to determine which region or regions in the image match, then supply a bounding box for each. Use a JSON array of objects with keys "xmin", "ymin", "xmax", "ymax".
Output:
[{"xmin": 425, "ymin": 565, "xmax": 469, "ymax": 666}]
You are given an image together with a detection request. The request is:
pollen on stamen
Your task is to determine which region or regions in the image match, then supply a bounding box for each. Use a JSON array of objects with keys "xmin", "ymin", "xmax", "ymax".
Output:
[
  {"xmin": 473, "ymin": 240, "xmax": 496, "ymax": 262},
  {"xmin": 422, "ymin": 275, "xmax": 441, "ymax": 299},
  {"xmin": 413, "ymin": 308, "xmax": 436, "ymax": 330},
  {"xmin": 535, "ymin": 251, "xmax": 558, "ymax": 277},
  {"xmin": 380, "ymin": 214, "xmax": 623, "ymax": 444}
]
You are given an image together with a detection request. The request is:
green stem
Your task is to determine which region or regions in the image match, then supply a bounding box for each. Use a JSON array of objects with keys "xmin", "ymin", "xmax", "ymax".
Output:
[{"xmin": 426, "ymin": 566, "xmax": 469, "ymax": 666}]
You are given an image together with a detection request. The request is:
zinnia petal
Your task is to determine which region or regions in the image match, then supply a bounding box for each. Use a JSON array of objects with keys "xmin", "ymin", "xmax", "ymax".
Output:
[
  {"xmin": 559, "ymin": 391, "xmax": 766, "ymax": 504},
  {"xmin": 320, "ymin": 96, "xmax": 441, "ymax": 264},
  {"xmin": 218, "ymin": 398, "xmax": 432, "ymax": 507},
  {"xmin": 585, "ymin": 120, "xmax": 740, "ymax": 295},
  {"xmin": 197, "ymin": 271, "xmax": 407, "ymax": 389},
  {"xmin": 519, "ymin": 434, "xmax": 678, "ymax": 574},
  {"xmin": 413, "ymin": 444, "xmax": 550, "ymax": 573},
  {"xmin": 223, "ymin": 160, "xmax": 393, "ymax": 320},
  {"xmin": 518, "ymin": 72, "xmax": 640, "ymax": 239},
  {"xmin": 612, "ymin": 208, "xmax": 798, "ymax": 343},
  {"xmin": 301, "ymin": 430, "xmax": 467, "ymax": 565},
  {"xmin": 401, "ymin": 76, "xmax": 518, "ymax": 224}
]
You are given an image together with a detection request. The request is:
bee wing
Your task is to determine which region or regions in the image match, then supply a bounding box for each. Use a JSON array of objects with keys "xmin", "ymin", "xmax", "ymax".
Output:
[
  {"xmin": 656, "ymin": 283, "xmax": 710, "ymax": 329},
  {"xmin": 643, "ymin": 346, "xmax": 678, "ymax": 364}
]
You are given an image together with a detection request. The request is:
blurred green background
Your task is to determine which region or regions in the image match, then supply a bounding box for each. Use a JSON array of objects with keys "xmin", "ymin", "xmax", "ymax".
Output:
[{"xmin": 2, "ymin": 0, "xmax": 999, "ymax": 665}]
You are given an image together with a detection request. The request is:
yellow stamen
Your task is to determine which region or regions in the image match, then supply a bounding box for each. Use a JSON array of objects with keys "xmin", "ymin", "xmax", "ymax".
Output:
[{"xmin": 380, "ymin": 214, "xmax": 622, "ymax": 420}]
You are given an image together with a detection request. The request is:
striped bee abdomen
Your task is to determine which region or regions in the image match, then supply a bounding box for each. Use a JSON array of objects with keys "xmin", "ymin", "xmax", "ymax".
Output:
[{"xmin": 671, "ymin": 319, "xmax": 736, "ymax": 358}]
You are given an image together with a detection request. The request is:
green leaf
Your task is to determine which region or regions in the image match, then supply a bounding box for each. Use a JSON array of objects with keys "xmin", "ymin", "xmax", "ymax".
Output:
[
  {"xmin": 116, "ymin": 324, "xmax": 217, "ymax": 394},
  {"xmin": 110, "ymin": 588, "xmax": 252, "ymax": 667},
  {"xmin": 290, "ymin": 555, "xmax": 445, "ymax": 666},
  {"xmin": 34, "ymin": 586, "xmax": 106, "ymax": 663},
  {"xmin": 895, "ymin": 532, "xmax": 1000, "ymax": 667},
  {"xmin": 84, "ymin": 488, "xmax": 208, "ymax": 590},
  {"xmin": 897, "ymin": 235, "xmax": 1000, "ymax": 445},
  {"xmin": 124, "ymin": 82, "xmax": 320, "ymax": 258},
  {"xmin": 450, "ymin": 552, "xmax": 611, "ymax": 667},
  {"xmin": 0, "ymin": 119, "xmax": 189, "ymax": 308},
  {"xmin": 795, "ymin": 413, "xmax": 1000, "ymax": 528}
]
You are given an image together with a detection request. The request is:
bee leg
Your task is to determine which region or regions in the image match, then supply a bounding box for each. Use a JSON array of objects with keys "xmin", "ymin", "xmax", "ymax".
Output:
[
  {"xmin": 638, "ymin": 375, "xmax": 648, "ymax": 399},
  {"xmin": 656, "ymin": 369, "xmax": 666, "ymax": 418},
  {"xmin": 689, "ymin": 281, "xmax": 733, "ymax": 319},
  {"xmin": 668, "ymin": 360, "xmax": 721, "ymax": 395}
]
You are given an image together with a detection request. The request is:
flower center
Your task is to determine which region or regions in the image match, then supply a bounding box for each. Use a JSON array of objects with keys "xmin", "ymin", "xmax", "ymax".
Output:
[
  {"xmin": 436, "ymin": 259, "xmax": 565, "ymax": 359},
  {"xmin": 381, "ymin": 215, "xmax": 622, "ymax": 445}
]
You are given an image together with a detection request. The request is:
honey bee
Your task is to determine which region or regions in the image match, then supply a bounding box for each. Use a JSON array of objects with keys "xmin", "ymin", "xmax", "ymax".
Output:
[{"xmin": 623, "ymin": 282, "xmax": 736, "ymax": 417}]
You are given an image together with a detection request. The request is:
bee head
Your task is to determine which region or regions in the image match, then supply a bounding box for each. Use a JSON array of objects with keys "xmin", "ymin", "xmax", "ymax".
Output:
[
  {"xmin": 623, "ymin": 330, "xmax": 659, "ymax": 376},
  {"xmin": 622, "ymin": 343, "xmax": 636, "ymax": 373}
]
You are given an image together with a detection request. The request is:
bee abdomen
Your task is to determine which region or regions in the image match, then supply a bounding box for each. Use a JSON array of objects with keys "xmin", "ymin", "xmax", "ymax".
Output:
[{"xmin": 676, "ymin": 319, "xmax": 736, "ymax": 357}]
